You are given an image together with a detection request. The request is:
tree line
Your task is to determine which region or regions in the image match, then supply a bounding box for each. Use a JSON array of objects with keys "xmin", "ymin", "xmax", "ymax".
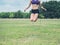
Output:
[{"xmin": 0, "ymin": 1, "xmax": 60, "ymax": 18}]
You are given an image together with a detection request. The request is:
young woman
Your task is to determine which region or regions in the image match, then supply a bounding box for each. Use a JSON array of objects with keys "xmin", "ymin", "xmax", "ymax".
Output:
[{"xmin": 24, "ymin": 0, "xmax": 46, "ymax": 22}]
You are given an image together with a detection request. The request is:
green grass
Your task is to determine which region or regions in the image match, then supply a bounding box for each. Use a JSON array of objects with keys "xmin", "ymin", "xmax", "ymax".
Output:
[{"xmin": 0, "ymin": 19, "xmax": 60, "ymax": 45}]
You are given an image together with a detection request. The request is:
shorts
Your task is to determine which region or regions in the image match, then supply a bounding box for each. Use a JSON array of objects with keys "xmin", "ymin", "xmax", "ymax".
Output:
[{"xmin": 31, "ymin": 9, "xmax": 40, "ymax": 14}]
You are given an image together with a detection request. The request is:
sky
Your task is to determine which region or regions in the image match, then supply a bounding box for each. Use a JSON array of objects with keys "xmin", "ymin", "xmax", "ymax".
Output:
[{"xmin": 0, "ymin": 0, "xmax": 59, "ymax": 12}]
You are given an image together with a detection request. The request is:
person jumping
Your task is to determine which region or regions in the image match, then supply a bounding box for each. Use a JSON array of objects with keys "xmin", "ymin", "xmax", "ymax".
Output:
[{"xmin": 24, "ymin": 0, "xmax": 47, "ymax": 22}]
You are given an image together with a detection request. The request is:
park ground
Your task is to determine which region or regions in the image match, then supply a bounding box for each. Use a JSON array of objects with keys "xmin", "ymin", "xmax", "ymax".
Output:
[{"xmin": 0, "ymin": 19, "xmax": 60, "ymax": 45}]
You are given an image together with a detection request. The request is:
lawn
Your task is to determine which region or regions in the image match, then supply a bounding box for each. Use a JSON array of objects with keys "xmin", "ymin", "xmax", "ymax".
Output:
[{"xmin": 0, "ymin": 19, "xmax": 60, "ymax": 45}]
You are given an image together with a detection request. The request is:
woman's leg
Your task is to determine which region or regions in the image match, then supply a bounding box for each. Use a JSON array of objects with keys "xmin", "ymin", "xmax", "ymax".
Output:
[
  {"xmin": 33, "ymin": 13, "xmax": 38, "ymax": 22},
  {"xmin": 30, "ymin": 13, "xmax": 35, "ymax": 22}
]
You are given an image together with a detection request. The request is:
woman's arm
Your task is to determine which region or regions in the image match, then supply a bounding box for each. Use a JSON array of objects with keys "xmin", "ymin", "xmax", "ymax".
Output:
[
  {"xmin": 41, "ymin": 5, "xmax": 47, "ymax": 11},
  {"xmin": 39, "ymin": 1, "xmax": 47, "ymax": 11},
  {"xmin": 24, "ymin": 0, "xmax": 31, "ymax": 12}
]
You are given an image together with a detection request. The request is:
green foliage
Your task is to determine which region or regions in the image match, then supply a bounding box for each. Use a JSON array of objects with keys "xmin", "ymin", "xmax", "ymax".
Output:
[
  {"xmin": 0, "ymin": 12, "xmax": 9, "ymax": 18},
  {"xmin": 22, "ymin": 13, "xmax": 30, "ymax": 18},
  {"xmin": 38, "ymin": 13, "xmax": 45, "ymax": 18},
  {"xmin": 14, "ymin": 10, "xmax": 23, "ymax": 18},
  {"xmin": 9, "ymin": 12, "xmax": 14, "ymax": 18},
  {"xmin": 42, "ymin": 1, "xmax": 60, "ymax": 18}
]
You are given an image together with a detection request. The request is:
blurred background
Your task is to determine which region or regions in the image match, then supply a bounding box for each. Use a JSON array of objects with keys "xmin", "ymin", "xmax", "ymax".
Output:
[{"xmin": 0, "ymin": 0, "xmax": 60, "ymax": 18}]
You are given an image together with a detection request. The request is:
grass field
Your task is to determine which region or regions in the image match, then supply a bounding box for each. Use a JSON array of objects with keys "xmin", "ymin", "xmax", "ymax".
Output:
[{"xmin": 0, "ymin": 19, "xmax": 60, "ymax": 45}]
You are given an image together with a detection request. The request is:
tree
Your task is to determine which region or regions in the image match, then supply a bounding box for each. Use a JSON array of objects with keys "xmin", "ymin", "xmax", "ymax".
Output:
[
  {"xmin": 42, "ymin": 1, "xmax": 60, "ymax": 18},
  {"xmin": 14, "ymin": 10, "xmax": 23, "ymax": 18},
  {"xmin": 0, "ymin": 12, "xmax": 9, "ymax": 18},
  {"xmin": 9, "ymin": 12, "xmax": 14, "ymax": 18}
]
